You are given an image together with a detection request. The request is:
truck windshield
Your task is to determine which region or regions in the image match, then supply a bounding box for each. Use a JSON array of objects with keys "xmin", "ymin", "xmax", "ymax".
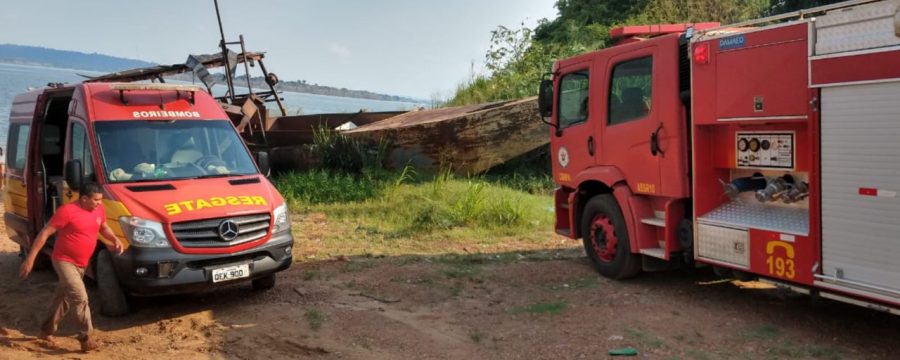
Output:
[{"xmin": 95, "ymin": 120, "xmax": 258, "ymax": 182}]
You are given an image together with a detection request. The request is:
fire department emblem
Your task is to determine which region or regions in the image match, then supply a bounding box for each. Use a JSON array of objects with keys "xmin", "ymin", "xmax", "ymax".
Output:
[{"xmin": 558, "ymin": 147, "xmax": 570, "ymax": 168}]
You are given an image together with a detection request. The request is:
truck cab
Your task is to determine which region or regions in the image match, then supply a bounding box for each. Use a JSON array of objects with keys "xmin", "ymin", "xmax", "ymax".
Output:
[
  {"xmin": 4, "ymin": 82, "xmax": 294, "ymax": 315},
  {"xmin": 539, "ymin": 24, "xmax": 718, "ymax": 278}
]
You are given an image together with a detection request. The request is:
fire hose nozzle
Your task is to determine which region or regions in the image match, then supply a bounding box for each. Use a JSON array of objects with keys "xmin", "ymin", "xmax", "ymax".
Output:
[
  {"xmin": 756, "ymin": 177, "xmax": 789, "ymax": 203},
  {"xmin": 782, "ymin": 181, "xmax": 809, "ymax": 203},
  {"xmin": 721, "ymin": 175, "xmax": 768, "ymax": 200}
]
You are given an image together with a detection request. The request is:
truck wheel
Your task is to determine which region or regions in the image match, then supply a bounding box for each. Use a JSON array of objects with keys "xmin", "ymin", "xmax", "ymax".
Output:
[
  {"xmin": 96, "ymin": 250, "xmax": 130, "ymax": 316},
  {"xmin": 252, "ymin": 274, "xmax": 276, "ymax": 291},
  {"xmin": 581, "ymin": 194, "xmax": 641, "ymax": 279}
]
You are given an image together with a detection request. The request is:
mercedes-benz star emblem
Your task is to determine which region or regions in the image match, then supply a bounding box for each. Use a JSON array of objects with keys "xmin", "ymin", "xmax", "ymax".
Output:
[{"xmin": 218, "ymin": 220, "xmax": 239, "ymax": 241}]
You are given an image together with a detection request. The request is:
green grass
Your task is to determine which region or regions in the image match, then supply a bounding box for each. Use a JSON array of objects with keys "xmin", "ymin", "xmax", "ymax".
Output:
[
  {"xmin": 749, "ymin": 324, "xmax": 781, "ymax": 339},
  {"xmin": 469, "ymin": 330, "xmax": 485, "ymax": 344},
  {"xmin": 625, "ymin": 328, "xmax": 666, "ymax": 349},
  {"xmin": 510, "ymin": 301, "xmax": 568, "ymax": 315},
  {"xmin": 304, "ymin": 309, "xmax": 326, "ymax": 331},
  {"xmin": 276, "ymin": 168, "xmax": 561, "ymax": 259}
]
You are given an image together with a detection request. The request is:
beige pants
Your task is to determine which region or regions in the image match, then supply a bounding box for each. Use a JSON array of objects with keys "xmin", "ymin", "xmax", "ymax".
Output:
[{"xmin": 42, "ymin": 260, "xmax": 93, "ymax": 339}]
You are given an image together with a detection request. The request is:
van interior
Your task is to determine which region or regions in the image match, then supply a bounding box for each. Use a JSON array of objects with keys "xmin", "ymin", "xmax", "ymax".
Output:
[{"xmin": 38, "ymin": 92, "xmax": 73, "ymax": 232}]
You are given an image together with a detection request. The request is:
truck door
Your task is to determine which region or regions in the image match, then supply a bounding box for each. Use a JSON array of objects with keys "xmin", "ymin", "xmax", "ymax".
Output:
[
  {"xmin": 60, "ymin": 120, "xmax": 97, "ymax": 204},
  {"xmin": 550, "ymin": 61, "xmax": 595, "ymax": 184},
  {"xmin": 599, "ymin": 47, "xmax": 663, "ymax": 195}
]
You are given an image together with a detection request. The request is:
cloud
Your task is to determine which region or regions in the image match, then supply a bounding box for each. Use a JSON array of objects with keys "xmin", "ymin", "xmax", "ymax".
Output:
[{"xmin": 328, "ymin": 43, "xmax": 351, "ymax": 59}]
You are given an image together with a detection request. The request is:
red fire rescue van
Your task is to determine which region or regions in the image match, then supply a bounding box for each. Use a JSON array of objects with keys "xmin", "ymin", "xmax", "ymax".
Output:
[
  {"xmin": 3, "ymin": 82, "xmax": 294, "ymax": 315},
  {"xmin": 539, "ymin": 0, "xmax": 900, "ymax": 313}
]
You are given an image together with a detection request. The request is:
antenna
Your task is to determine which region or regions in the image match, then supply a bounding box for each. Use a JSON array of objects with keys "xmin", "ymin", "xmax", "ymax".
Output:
[{"xmin": 213, "ymin": 0, "xmax": 236, "ymax": 102}]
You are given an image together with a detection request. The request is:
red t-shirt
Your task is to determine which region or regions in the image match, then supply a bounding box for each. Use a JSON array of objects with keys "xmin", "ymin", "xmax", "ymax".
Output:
[{"xmin": 49, "ymin": 203, "xmax": 106, "ymax": 268}]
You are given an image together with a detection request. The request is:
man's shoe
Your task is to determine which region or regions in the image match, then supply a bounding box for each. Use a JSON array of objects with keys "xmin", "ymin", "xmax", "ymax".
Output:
[{"xmin": 80, "ymin": 337, "xmax": 99, "ymax": 352}]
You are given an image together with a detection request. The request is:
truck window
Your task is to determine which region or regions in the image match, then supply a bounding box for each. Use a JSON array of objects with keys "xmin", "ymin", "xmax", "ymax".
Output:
[
  {"xmin": 7, "ymin": 124, "xmax": 31, "ymax": 170},
  {"xmin": 70, "ymin": 123, "xmax": 95, "ymax": 181},
  {"xmin": 608, "ymin": 56, "xmax": 653, "ymax": 125},
  {"xmin": 558, "ymin": 71, "xmax": 590, "ymax": 128}
]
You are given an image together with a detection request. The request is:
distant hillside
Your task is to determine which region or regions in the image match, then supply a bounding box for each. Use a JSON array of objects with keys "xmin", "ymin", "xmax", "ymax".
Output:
[{"xmin": 0, "ymin": 44, "xmax": 156, "ymax": 72}]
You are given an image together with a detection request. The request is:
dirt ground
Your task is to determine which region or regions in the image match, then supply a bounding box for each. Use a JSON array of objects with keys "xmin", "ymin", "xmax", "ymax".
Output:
[{"xmin": 1, "ymin": 212, "xmax": 899, "ymax": 359}]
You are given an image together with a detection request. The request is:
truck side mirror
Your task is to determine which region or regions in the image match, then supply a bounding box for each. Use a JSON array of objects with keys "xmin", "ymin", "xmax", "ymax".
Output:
[
  {"xmin": 65, "ymin": 160, "xmax": 83, "ymax": 191},
  {"xmin": 538, "ymin": 79, "xmax": 554, "ymax": 119},
  {"xmin": 256, "ymin": 151, "xmax": 271, "ymax": 177}
]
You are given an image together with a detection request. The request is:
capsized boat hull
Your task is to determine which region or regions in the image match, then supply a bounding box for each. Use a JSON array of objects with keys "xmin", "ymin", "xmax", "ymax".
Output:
[{"xmin": 345, "ymin": 97, "xmax": 546, "ymax": 174}]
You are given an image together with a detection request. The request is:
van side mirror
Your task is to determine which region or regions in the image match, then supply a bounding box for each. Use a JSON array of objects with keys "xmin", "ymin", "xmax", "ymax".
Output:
[
  {"xmin": 538, "ymin": 79, "xmax": 554, "ymax": 118},
  {"xmin": 65, "ymin": 160, "xmax": 83, "ymax": 191},
  {"xmin": 256, "ymin": 151, "xmax": 271, "ymax": 177}
]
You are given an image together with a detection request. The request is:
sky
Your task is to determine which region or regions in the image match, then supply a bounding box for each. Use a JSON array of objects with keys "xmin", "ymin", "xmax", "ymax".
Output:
[{"xmin": 0, "ymin": 0, "xmax": 559, "ymax": 99}]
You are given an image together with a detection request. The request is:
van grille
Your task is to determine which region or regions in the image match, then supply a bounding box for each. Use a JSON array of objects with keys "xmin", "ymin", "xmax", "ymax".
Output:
[{"xmin": 170, "ymin": 213, "xmax": 271, "ymax": 248}]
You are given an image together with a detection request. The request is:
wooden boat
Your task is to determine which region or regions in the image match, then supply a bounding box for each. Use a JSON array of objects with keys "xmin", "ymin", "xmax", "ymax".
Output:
[
  {"xmin": 261, "ymin": 110, "xmax": 407, "ymax": 172},
  {"xmin": 344, "ymin": 97, "xmax": 546, "ymax": 174}
]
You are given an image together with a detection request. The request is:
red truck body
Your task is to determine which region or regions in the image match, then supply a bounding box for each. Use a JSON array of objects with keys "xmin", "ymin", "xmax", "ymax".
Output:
[{"xmin": 541, "ymin": 0, "xmax": 900, "ymax": 313}]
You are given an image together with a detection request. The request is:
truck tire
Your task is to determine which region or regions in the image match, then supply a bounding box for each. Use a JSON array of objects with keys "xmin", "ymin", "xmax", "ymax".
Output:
[
  {"xmin": 581, "ymin": 194, "xmax": 641, "ymax": 279},
  {"xmin": 96, "ymin": 250, "xmax": 130, "ymax": 316},
  {"xmin": 252, "ymin": 273, "xmax": 276, "ymax": 291}
]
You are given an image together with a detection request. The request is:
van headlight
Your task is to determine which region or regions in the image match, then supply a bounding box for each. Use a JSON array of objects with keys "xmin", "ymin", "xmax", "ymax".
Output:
[
  {"xmin": 119, "ymin": 216, "xmax": 170, "ymax": 248},
  {"xmin": 273, "ymin": 203, "xmax": 291, "ymax": 234}
]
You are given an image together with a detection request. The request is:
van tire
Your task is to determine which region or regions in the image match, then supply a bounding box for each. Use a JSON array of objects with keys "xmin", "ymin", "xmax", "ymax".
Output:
[
  {"xmin": 96, "ymin": 250, "xmax": 130, "ymax": 316},
  {"xmin": 581, "ymin": 194, "xmax": 641, "ymax": 279},
  {"xmin": 252, "ymin": 274, "xmax": 276, "ymax": 291}
]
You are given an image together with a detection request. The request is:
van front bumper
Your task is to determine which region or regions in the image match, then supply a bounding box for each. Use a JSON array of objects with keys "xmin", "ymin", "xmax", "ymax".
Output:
[{"xmin": 111, "ymin": 231, "xmax": 293, "ymax": 296}]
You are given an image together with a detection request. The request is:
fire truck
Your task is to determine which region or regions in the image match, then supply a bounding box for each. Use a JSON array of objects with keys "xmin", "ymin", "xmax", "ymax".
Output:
[{"xmin": 538, "ymin": 0, "xmax": 900, "ymax": 313}]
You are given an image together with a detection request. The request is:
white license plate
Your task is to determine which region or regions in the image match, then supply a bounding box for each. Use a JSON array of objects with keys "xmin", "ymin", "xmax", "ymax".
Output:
[{"xmin": 211, "ymin": 264, "xmax": 250, "ymax": 283}]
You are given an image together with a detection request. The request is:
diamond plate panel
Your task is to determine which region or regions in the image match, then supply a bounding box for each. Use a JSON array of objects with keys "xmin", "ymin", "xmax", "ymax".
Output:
[
  {"xmin": 698, "ymin": 201, "xmax": 809, "ymax": 236},
  {"xmin": 697, "ymin": 224, "xmax": 750, "ymax": 268},
  {"xmin": 815, "ymin": 0, "xmax": 900, "ymax": 55}
]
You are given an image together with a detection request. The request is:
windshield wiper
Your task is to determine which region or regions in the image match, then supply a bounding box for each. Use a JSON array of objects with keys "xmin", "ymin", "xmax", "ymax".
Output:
[{"xmin": 192, "ymin": 173, "xmax": 239, "ymax": 179}]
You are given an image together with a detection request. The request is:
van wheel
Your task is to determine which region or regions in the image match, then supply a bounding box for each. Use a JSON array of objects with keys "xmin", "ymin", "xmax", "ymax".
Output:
[
  {"xmin": 96, "ymin": 250, "xmax": 130, "ymax": 316},
  {"xmin": 252, "ymin": 274, "xmax": 276, "ymax": 291},
  {"xmin": 581, "ymin": 194, "xmax": 641, "ymax": 279}
]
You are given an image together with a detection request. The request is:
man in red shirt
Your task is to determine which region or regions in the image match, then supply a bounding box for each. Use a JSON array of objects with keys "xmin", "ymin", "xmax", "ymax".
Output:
[{"xmin": 19, "ymin": 182, "xmax": 124, "ymax": 352}]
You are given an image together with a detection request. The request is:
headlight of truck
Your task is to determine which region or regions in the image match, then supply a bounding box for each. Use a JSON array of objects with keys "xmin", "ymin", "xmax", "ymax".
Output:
[
  {"xmin": 273, "ymin": 203, "xmax": 291, "ymax": 234},
  {"xmin": 119, "ymin": 216, "xmax": 170, "ymax": 248}
]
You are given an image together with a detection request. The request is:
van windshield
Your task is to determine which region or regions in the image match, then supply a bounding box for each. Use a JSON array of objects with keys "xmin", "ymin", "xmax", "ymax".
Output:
[{"xmin": 95, "ymin": 120, "xmax": 258, "ymax": 182}]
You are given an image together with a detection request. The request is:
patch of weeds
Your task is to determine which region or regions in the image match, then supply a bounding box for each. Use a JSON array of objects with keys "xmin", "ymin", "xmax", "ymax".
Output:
[
  {"xmin": 302, "ymin": 270, "xmax": 319, "ymax": 281},
  {"xmin": 410, "ymin": 276, "xmax": 436, "ymax": 287},
  {"xmin": 341, "ymin": 260, "xmax": 375, "ymax": 273},
  {"xmin": 552, "ymin": 276, "xmax": 599, "ymax": 291},
  {"xmin": 625, "ymin": 328, "xmax": 666, "ymax": 349},
  {"xmin": 807, "ymin": 345, "xmax": 842, "ymax": 360},
  {"xmin": 393, "ymin": 256, "xmax": 423, "ymax": 266},
  {"xmin": 344, "ymin": 279, "xmax": 362, "ymax": 290},
  {"xmin": 442, "ymin": 265, "xmax": 482, "ymax": 280},
  {"xmin": 749, "ymin": 324, "xmax": 781, "ymax": 339},
  {"xmin": 469, "ymin": 331, "xmax": 485, "ymax": 344},
  {"xmin": 767, "ymin": 343, "xmax": 808, "ymax": 358},
  {"xmin": 305, "ymin": 309, "xmax": 326, "ymax": 331},
  {"xmin": 685, "ymin": 350, "xmax": 713, "ymax": 360},
  {"xmin": 510, "ymin": 301, "xmax": 568, "ymax": 315}
]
